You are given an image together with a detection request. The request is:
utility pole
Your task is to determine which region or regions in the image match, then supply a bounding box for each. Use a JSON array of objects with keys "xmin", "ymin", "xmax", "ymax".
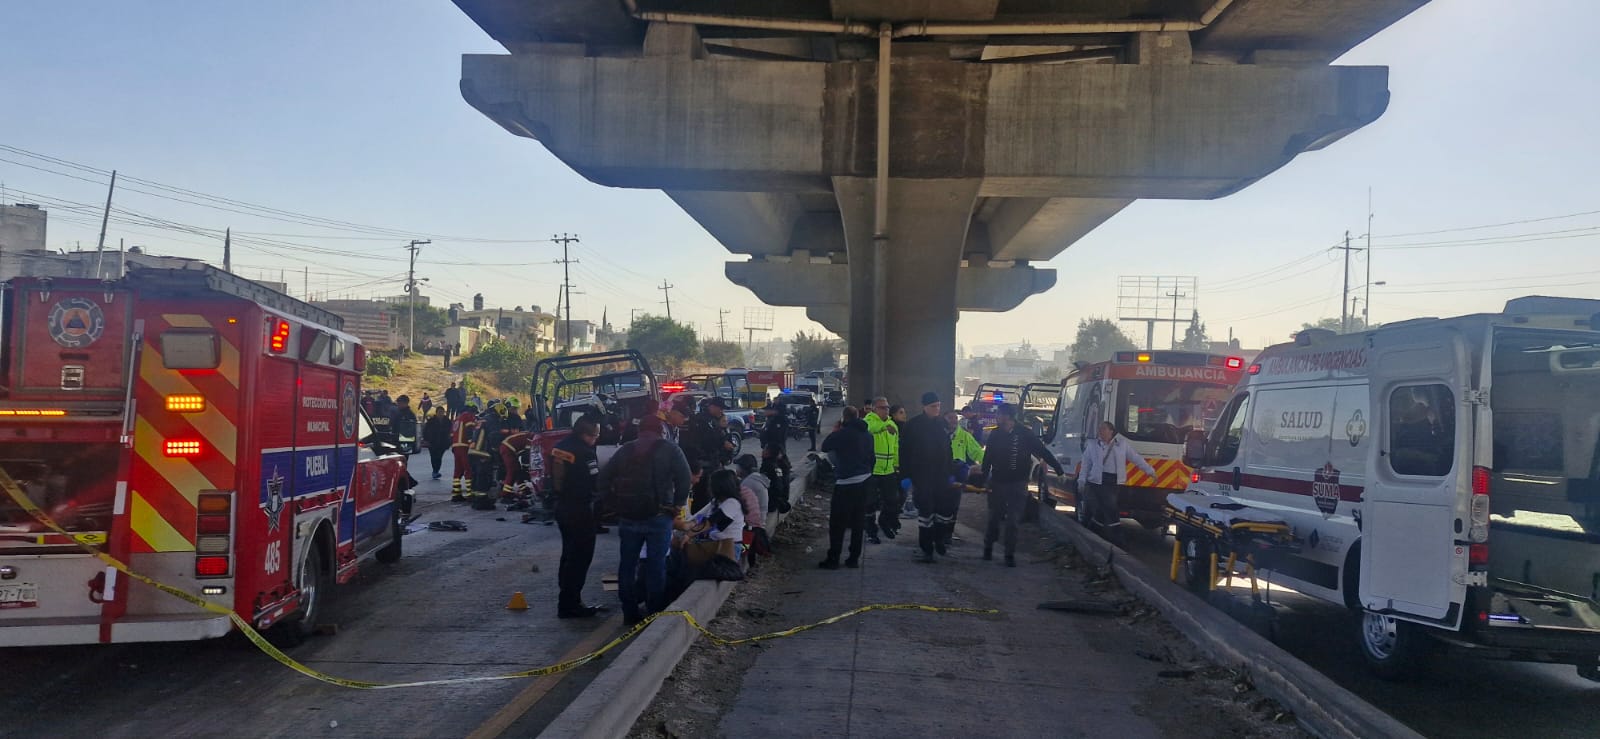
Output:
[
  {"xmin": 552, "ymin": 233, "xmax": 580, "ymax": 353},
  {"xmin": 406, "ymin": 239, "xmax": 430, "ymax": 352},
  {"xmin": 658, "ymin": 280, "xmax": 675, "ymax": 320},
  {"xmin": 1165, "ymin": 289, "xmax": 1186, "ymax": 349},
  {"xmin": 94, "ymin": 170, "xmax": 117, "ymax": 279},
  {"xmin": 223, "ymin": 228, "xmax": 232, "ymax": 274},
  {"xmin": 1338, "ymin": 231, "xmax": 1354, "ymax": 333},
  {"xmin": 716, "ymin": 309, "xmax": 730, "ymax": 341},
  {"xmin": 1364, "ymin": 188, "xmax": 1374, "ymax": 331}
]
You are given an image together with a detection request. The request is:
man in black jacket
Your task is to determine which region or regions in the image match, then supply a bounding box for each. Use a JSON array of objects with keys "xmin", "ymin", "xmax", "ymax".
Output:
[
  {"xmin": 818, "ymin": 407, "xmax": 875, "ymax": 569},
  {"xmin": 552, "ymin": 418, "xmax": 608, "ymax": 618},
  {"xmin": 598, "ymin": 415, "xmax": 693, "ymax": 626},
  {"xmin": 421, "ymin": 406, "xmax": 451, "ymax": 480},
  {"xmin": 902, "ymin": 391, "xmax": 953, "ymax": 563},
  {"xmin": 981, "ymin": 404, "xmax": 1065, "ymax": 566},
  {"xmin": 444, "ymin": 381, "xmax": 463, "ymax": 420}
]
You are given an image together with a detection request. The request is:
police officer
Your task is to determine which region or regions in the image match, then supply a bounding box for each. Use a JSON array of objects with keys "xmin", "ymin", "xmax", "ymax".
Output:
[
  {"xmin": 683, "ymin": 397, "xmax": 732, "ymax": 510},
  {"xmin": 552, "ymin": 418, "xmax": 608, "ymax": 618}
]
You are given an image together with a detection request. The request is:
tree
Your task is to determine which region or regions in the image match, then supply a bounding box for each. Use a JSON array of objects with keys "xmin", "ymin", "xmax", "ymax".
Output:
[
  {"xmin": 395, "ymin": 305, "xmax": 450, "ymax": 350},
  {"xmin": 628, "ymin": 315, "xmax": 700, "ymax": 376},
  {"xmin": 1299, "ymin": 316, "xmax": 1370, "ymax": 336},
  {"xmin": 1178, "ymin": 310, "xmax": 1209, "ymax": 351},
  {"xmin": 701, "ymin": 340, "xmax": 744, "ymax": 369},
  {"xmin": 1069, "ymin": 317, "xmax": 1138, "ymax": 365},
  {"xmin": 788, "ymin": 331, "xmax": 838, "ymax": 374},
  {"xmin": 454, "ymin": 339, "xmax": 544, "ymax": 391}
]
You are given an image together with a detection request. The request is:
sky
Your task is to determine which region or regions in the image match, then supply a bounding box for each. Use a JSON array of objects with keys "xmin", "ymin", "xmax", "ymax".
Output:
[{"xmin": 2, "ymin": 1, "xmax": 1598, "ymax": 356}]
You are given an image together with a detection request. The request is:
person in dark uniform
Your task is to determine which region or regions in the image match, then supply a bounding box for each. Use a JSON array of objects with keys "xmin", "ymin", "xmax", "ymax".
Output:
[
  {"xmin": 902, "ymin": 392, "xmax": 953, "ymax": 563},
  {"xmin": 551, "ymin": 418, "xmax": 608, "ymax": 618},
  {"xmin": 422, "ymin": 406, "xmax": 451, "ymax": 480},
  {"xmin": 682, "ymin": 398, "xmax": 732, "ymax": 511},
  {"xmin": 759, "ymin": 403, "xmax": 792, "ymax": 513}
]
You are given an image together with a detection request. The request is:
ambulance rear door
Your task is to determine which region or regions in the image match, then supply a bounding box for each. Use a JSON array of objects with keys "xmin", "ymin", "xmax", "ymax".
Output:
[{"xmin": 1360, "ymin": 328, "xmax": 1471, "ymax": 627}]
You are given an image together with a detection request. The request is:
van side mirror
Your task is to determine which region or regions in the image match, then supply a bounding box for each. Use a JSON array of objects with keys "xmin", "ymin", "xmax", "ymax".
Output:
[{"xmin": 1183, "ymin": 430, "xmax": 1208, "ymax": 468}]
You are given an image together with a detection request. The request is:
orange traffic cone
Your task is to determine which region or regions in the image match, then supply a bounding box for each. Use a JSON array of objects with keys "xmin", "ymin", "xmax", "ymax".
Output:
[{"xmin": 505, "ymin": 591, "xmax": 529, "ymax": 611}]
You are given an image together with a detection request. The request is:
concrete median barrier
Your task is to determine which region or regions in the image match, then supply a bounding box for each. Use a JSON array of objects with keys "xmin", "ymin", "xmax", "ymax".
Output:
[
  {"xmin": 1036, "ymin": 505, "xmax": 1423, "ymax": 739},
  {"xmin": 538, "ymin": 458, "xmax": 814, "ymax": 738}
]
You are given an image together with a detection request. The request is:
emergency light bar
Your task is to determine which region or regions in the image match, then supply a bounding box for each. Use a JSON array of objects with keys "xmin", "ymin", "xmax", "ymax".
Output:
[
  {"xmin": 163, "ymin": 439, "xmax": 204, "ymax": 457},
  {"xmin": 268, "ymin": 318, "xmax": 292, "ymax": 354},
  {"xmin": 165, "ymin": 395, "xmax": 206, "ymax": 412}
]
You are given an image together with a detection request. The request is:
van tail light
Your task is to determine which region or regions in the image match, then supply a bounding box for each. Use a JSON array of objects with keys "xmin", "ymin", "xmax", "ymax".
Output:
[
  {"xmin": 1468, "ymin": 465, "xmax": 1491, "ymax": 569},
  {"xmin": 195, "ymin": 492, "xmax": 233, "ymax": 578},
  {"xmin": 1224, "ymin": 356, "xmax": 1244, "ymax": 370}
]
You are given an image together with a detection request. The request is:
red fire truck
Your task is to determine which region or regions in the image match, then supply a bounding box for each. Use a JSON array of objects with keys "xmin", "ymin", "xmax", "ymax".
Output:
[{"xmin": 0, "ymin": 262, "xmax": 407, "ymax": 646}]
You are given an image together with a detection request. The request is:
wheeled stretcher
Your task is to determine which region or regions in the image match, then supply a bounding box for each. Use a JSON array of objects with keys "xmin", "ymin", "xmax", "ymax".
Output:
[{"xmin": 1164, "ymin": 492, "xmax": 1300, "ymax": 598}]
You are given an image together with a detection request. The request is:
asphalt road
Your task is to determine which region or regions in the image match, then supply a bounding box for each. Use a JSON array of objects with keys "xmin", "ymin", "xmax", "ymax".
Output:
[
  {"xmin": 1103, "ymin": 518, "xmax": 1600, "ymax": 738},
  {"xmin": 0, "ymin": 424, "xmax": 818, "ymax": 739}
]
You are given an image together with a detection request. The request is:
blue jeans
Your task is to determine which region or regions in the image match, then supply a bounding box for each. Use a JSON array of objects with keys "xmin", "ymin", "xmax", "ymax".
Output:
[{"xmin": 617, "ymin": 515, "xmax": 673, "ymax": 620}]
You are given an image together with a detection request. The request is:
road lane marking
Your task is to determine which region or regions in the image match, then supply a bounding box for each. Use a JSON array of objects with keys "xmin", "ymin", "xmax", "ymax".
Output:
[{"xmin": 466, "ymin": 613, "xmax": 624, "ymax": 739}]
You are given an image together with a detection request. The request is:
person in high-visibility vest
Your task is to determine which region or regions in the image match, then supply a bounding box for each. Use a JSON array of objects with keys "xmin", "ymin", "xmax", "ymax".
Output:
[
  {"xmin": 449, "ymin": 404, "xmax": 478, "ymax": 502},
  {"xmin": 863, "ymin": 397, "xmax": 900, "ymax": 544}
]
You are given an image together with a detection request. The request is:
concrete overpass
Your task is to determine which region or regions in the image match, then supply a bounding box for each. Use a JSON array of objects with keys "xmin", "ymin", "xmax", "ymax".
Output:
[{"xmin": 453, "ymin": 0, "xmax": 1427, "ymax": 405}]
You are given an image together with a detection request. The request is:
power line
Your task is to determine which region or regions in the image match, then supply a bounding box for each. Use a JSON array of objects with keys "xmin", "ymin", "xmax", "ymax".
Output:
[{"xmin": 1372, "ymin": 208, "xmax": 1600, "ymax": 240}]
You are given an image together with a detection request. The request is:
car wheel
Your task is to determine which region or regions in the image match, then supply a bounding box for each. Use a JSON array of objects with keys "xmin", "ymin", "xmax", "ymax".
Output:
[{"xmin": 1358, "ymin": 610, "xmax": 1431, "ymax": 681}]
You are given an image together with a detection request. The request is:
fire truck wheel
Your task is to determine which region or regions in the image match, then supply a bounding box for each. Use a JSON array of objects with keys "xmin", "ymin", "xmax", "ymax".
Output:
[
  {"xmin": 275, "ymin": 543, "xmax": 331, "ymax": 646},
  {"xmin": 376, "ymin": 509, "xmax": 404, "ymax": 564},
  {"xmin": 1358, "ymin": 610, "xmax": 1431, "ymax": 681}
]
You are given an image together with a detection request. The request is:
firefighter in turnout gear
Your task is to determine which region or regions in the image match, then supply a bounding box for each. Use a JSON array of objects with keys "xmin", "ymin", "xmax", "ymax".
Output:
[
  {"xmin": 499, "ymin": 430, "xmax": 533, "ymax": 506},
  {"xmin": 450, "ymin": 404, "xmax": 479, "ymax": 502},
  {"xmin": 469, "ymin": 400, "xmax": 505, "ymax": 510}
]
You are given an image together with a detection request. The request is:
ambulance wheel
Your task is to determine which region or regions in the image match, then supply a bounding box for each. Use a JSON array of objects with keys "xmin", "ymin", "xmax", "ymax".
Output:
[
  {"xmin": 1181, "ymin": 538, "xmax": 1214, "ymax": 596},
  {"xmin": 1359, "ymin": 611, "xmax": 1430, "ymax": 681},
  {"xmin": 273, "ymin": 543, "xmax": 330, "ymax": 646},
  {"xmin": 376, "ymin": 509, "xmax": 404, "ymax": 564}
]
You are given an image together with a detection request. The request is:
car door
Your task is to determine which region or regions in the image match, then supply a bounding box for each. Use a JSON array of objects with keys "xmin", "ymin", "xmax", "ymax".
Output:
[{"xmin": 1360, "ymin": 330, "xmax": 1470, "ymax": 626}]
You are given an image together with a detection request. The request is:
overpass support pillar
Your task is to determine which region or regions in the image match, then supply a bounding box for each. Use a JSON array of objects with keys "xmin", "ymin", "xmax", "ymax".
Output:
[{"xmin": 835, "ymin": 177, "xmax": 980, "ymax": 407}]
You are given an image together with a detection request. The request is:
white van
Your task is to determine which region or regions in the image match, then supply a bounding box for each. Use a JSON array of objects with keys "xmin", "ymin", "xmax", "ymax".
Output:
[{"xmin": 1182, "ymin": 297, "xmax": 1600, "ymax": 680}]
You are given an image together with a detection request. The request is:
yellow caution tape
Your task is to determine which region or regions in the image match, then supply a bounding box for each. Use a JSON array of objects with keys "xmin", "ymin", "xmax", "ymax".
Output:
[{"xmin": 0, "ymin": 467, "xmax": 997, "ymax": 690}]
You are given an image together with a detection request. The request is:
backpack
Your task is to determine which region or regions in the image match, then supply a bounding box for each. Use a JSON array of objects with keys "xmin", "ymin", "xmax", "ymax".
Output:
[{"xmin": 605, "ymin": 439, "xmax": 664, "ymax": 520}]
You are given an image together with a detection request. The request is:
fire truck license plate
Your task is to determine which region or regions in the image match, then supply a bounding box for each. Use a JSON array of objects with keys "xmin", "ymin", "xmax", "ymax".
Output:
[{"xmin": 0, "ymin": 583, "xmax": 39, "ymax": 609}]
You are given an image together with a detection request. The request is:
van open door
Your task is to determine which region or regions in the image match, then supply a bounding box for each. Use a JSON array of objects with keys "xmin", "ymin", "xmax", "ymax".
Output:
[{"xmin": 1360, "ymin": 328, "xmax": 1471, "ymax": 629}]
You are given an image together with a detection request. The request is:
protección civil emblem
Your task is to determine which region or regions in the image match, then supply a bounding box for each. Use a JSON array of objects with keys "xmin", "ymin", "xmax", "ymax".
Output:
[{"xmin": 48, "ymin": 297, "xmax": 105, "ymax": 348}]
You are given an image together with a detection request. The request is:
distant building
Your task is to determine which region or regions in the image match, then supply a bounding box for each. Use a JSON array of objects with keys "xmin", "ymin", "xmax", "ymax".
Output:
[
  {"xmin": 0, "ymin": 203, "xmax": 47, "ymax": 257},
  {"xmin": 452, "ymin": 305, "xmax": 557, "ymax": 354},
  {"xmin": 554, "ymin": 319, "xmax": 598, "ymax": 352},
  {"xmin": 312, "ymin": 299, "xmax": 401, "ymax": 351}
]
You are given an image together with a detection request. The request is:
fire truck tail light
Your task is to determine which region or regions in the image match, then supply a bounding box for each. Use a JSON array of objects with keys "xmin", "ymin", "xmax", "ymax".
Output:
[
  {"xmin": 165, "ymin": 394, "xmax": 206, "ymax": 412},
  {"xmin": 195, "ymin": 556, "xmax": 230, "ymax": 578},
  {"xmin": 268, "ymin": 318, "xmax": 292, "ymax": 354},
  {"xmin": 353, "ymin": 344, "xmax": 366, "ymax": 372},
  {"xmin": 1224, "ymin": 357, "xmax": 1245, "ymax": 370},
  {"xmin": 197, "ymin": 516, "xmax": 231, "ymax": 535},
  {"xmin": 197, "ymin": 492, "xmax": 231, "ymax": 514},
  {"xmin": 164, "ymin": 439, "xmax": 203, "ymax": 457},
  {"xmin": 196, "ymin": 535, "xmax": 230, "ymax": 555},
  {"xmin": 202, "ymin": 586, "xmax": 227, "ymax": 596}
]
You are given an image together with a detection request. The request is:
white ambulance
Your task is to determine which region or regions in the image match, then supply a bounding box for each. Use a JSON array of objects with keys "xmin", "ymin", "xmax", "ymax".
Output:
[{"xmin": 1182, "ymin": 296, "xmax": 1600, "ymax": 679}]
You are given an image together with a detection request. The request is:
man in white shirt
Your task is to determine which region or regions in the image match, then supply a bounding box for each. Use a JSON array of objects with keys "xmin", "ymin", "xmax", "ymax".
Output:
[{"xmin": 1080, "ymin": 421, "xmax": 1157, "ymax": 543}]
